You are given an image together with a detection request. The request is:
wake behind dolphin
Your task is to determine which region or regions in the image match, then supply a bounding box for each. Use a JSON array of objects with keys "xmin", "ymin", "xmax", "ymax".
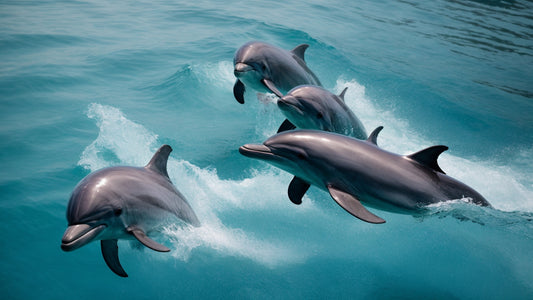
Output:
[
  {"xmin": 239, "ymin": 128, "xmax": 491, "ymax": 223},
  {"xmin": 61, "ymin": 145, "xmax": 200, "ymax": 277}
]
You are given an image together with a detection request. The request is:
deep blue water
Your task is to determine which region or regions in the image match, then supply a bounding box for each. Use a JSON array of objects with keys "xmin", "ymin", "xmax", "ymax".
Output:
[{"xmin": 1, "ymin": 0, "xmax": 533, "ymax": 299}]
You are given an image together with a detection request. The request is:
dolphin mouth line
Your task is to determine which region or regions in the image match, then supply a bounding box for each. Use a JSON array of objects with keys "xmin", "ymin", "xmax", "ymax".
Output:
[
  {"xmin": 61, "ymin": 224, "xmax": 106, "ymax": 252},
  {"xmin": 239, "ymin": 144, "xmax": 274, "ymax": 159},
  {"xmin": 277, "ymin": 99, "xmax": 303, "ymax": 115},
  {"xmin": 234, "ymin": 62, "xmax": 253, "ymax": 76}
]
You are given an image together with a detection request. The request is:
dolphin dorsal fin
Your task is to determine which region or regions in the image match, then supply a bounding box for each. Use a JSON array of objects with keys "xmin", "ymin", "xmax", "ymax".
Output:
[
  {"xmin": 291, "ymin": 44, "xmax": 309, "ymax": 61},
  {"xmin": 406, "ymin": 145, "xmax": 448, "ymax": 174},
  {"xmin": 146, "ymin": 145, "xmax": 172, "ymax": 179},
  {"xmin": 338, "ymin": 87, "xmax": 348, "ymax": 102},
  {"xmin": 366, "ymin": 126, "xmax": 384, "ymax": 146}
]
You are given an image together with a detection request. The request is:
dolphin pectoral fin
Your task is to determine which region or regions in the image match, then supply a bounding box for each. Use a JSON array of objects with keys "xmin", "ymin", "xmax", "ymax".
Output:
[
  {"xmin": 128, "ymin": 227, "xmax": 170, "ymax": 252},
  {"xmin": 277, "ymin": 119, "xmax": 297, "ymax": 133},
  {"xmin": 288, "ymin": 176, "xmax": 310, "ymax": 205},
  {"xmin": 101, "ymin": 239, "xmax": 128, "ymax": 277},
  {"xmin": 327, "ymin": 185, "xmax": 386, "ymax": 224},
  {"xmin": 234, "ymin": 79, "xmax": 246, "ymax": 104},
  {"xmin": 261, "ymin": 79, "xmax": 284, "ymax": 98}
]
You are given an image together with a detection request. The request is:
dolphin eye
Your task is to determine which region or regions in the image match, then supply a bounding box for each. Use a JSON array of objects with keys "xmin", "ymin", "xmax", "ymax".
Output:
[
  {"xmin": 317, "ymin": 112, "xmax": 323, "ymax": 119},
  {"xmin": 114, "ymin": 208, "xmax": 122, "ymax": 216},
  {"xmin": 297, "ymin": 153, "xmax": 306, "ymax": 160}
]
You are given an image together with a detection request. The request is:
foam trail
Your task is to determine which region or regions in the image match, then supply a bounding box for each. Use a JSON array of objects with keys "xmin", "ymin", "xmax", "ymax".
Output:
[
  {"xmin": 79, "ymin": 103, "xmax": 310, "ymax": 266},
  {"xmin": 79, "ymin": 103, "xmax": 158, "ymax": 170},
  {"xmin": 334, "ymin": 79, "xmax": 533, "ymax": 212},
  {"xmin": 163, "ymin": 218, "xmax": 305, "ymax": 267},
  {"xmin": 193, "ymin": 60, "xmax": 235, "ymax": 91}
]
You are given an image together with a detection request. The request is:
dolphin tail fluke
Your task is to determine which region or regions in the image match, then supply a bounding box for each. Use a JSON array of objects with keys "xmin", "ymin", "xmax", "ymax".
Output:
[
  {"xmin": 234, "ymin": 79, "xmax": 246, "ymax": 104},
  {"xmin": 327, "ymin": 185, "xmax": 386, "ymax": 224},
  {"xmin": 101, "ymin": 239, "xmax": 128, "ymax": 277},
  {"xmin": 277, "ymin": 119, "xmax": 297, "ymax": 133},
  {"xmin": 288, "ymin": 176, "xmax": 310, "ymax": 205},
  {"xmin": 128, "ymin": 227, "xmax": 171, "ymax": 252}
]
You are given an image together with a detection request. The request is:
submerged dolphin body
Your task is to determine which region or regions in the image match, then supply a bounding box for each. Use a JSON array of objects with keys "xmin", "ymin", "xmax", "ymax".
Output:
[
  {"xmin": 61, "ymin": 145, "xmax": 200, "ymax": 277},
  {"xmin": 233, "ymin": 41, "xmax": 321, "ymax": 105},
  {"xmin": 277, "ymin": 85, "xmax": 367, "ymax": 139},
  {"xmin": 239, "ymin": 129, "xmax": 491, "ymax": 223}
]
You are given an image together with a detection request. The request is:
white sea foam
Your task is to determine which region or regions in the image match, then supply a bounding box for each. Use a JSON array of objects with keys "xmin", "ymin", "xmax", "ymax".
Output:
[
  {"xmin": 163, "ymin": 219, "xmax": 305, "ymax": 267},
  {"xmin": 193, "ymin": 60, "xmax": 235, "ymax": 91},
  {"xmin": 79, "ymin": 103, "xmax": 159, "ymax": 170}
]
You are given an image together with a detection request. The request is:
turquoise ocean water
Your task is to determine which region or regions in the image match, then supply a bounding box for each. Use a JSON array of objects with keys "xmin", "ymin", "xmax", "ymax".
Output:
[{"xmin": 1, "ymin": 0, "xmax": 532, "ymax": 299}]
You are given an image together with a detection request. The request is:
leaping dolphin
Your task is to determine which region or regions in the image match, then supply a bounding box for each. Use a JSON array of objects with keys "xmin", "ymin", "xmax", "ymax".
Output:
[
  {"xmin": 276, "ymin": 85, "xmax": 368, "ymax": 139},
  {"xmin": 239, "ymin": 129, "xmax": 491, "ymax": 224},
  {"xmin": 233, "ymin": 41, "xmax": 321, "ymax": 105},
  {"xmin": 61, "ymin": 145, "xmax": 200, "ymax": 277}
]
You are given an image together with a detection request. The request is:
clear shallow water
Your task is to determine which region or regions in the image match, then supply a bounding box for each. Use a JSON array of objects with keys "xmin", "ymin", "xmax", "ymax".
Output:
[{"xmin": 1, "ymin": 0, "xmax": 532, "ymax": 299}]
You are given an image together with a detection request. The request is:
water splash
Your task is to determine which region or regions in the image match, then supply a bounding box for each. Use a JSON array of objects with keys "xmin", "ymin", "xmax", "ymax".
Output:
[
  {"xmin": 79, "ymin": 103, "xmax": 158, "ymax": 170},
  {"xmin": 193, "ymin": 60, "xmax": 235, "ymax": 91},
  {"xmin": 163, "ymin": 219, "xmax": 306, "ymax": 268}
]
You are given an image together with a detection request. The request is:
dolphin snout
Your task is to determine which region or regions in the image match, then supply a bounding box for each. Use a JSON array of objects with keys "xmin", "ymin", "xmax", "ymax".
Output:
[
  {"xmin": 234, "ymin": 63, "xmax": 253, "ymax": 76},
  {"xmin": 239, "ymin": 144, "xmax": 273, "ymax": 159},
  {"xmin": 277, "ymin": 96, "xmax": 300, "ymax": 110},
  {"xmin": 277, "ymin": 97, "xmax": 306, "ymax": 119},
  {"xmin": 61, "ymin": 224, "xmax": 106, "ymax": 252}
]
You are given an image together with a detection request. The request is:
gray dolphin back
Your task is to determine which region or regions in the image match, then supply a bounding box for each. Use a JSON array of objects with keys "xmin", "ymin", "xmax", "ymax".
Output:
[{"xmin": 144, "ymin": 145, "xmax": 200, "ymax": 227}]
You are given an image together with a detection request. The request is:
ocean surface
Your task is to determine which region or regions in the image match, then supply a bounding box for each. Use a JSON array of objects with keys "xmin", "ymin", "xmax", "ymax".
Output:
[{"xmin": 1, "ymin": 0, "xmax": 532, "ymax": 299}]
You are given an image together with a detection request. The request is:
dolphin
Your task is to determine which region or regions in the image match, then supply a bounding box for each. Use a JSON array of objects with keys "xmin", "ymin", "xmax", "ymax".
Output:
[
  {"xmin": 233, "ymin": 41, "xmax": 321, "ymax": 105},
  {"xmin": 239, "ymin": 128, "xmax": 491, "ymax": 224},
  {"xmin": 61, "ymin": 145, "xmax": 200, "ymax": 277},
  {"xmin": 276, "ymin": 85, "xmax": 368, "ymax": 139}
]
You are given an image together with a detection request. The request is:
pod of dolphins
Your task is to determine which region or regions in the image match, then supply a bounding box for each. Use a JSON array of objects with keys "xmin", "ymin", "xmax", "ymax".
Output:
[{"xmin": 61, "ymin": 41, "xmax": 491, "ymax": 277}]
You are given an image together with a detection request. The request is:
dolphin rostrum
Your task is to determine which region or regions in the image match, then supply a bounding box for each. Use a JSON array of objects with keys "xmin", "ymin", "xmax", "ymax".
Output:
[
  {"xmin": 239, "ymin": 129, "xmax": 491, "ymax": 223},
  {"xmin": 276, "ymin": 85, "xmax": 368, "ymax": 139},
  {"xmin": 61, "ymin": 145, "xmax": 200, "ymax": 277},
  {"xmin": 233, "ymin": 41, "xmax": 322, "ymax": 105}
]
